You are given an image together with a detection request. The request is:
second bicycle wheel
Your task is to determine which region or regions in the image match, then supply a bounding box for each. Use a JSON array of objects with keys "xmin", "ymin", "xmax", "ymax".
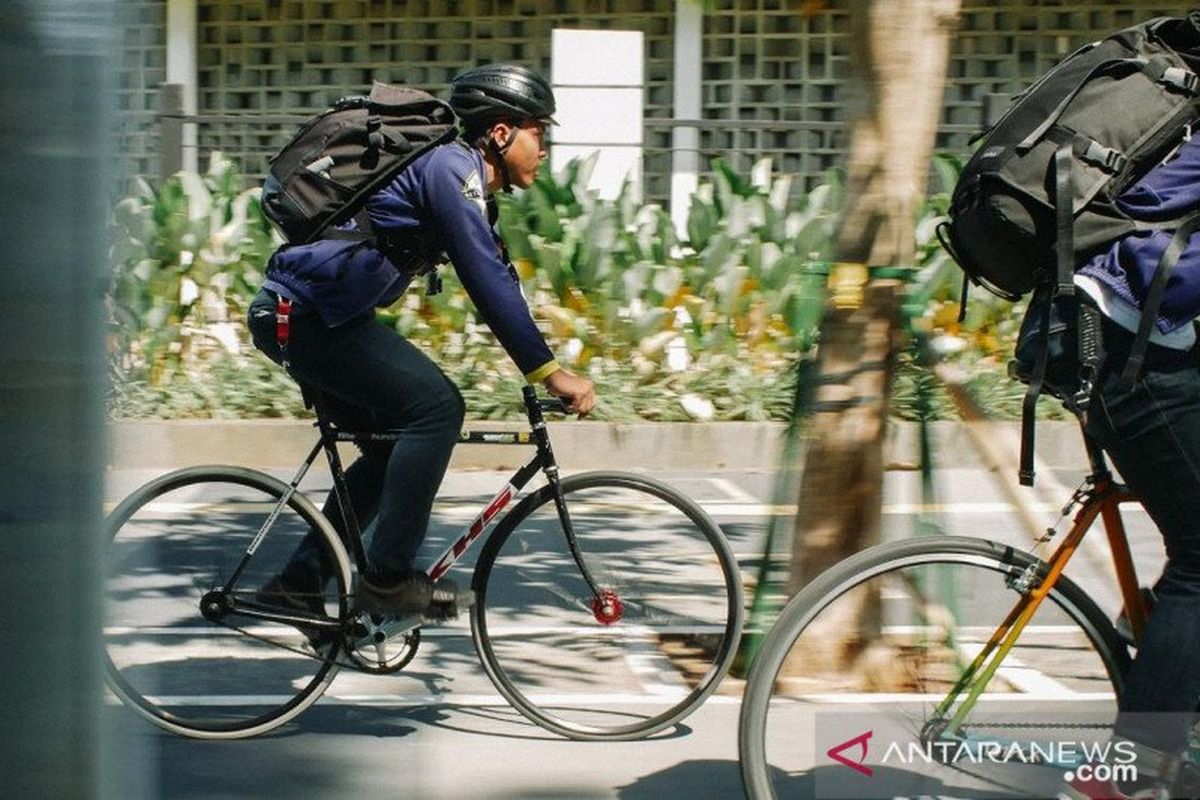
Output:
[
  {"xmin": 471, "ymin": 472, "xmax": 744, "ymax": 740},
  {"xmin": 103, "ymin": 465, "xmax": 353, "ymax": 739},
  {"xmin": 739, "ymin": 536, "xmax": 1129, "ymax": 800}
]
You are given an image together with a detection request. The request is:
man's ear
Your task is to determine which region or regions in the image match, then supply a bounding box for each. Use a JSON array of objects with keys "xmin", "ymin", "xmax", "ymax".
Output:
[{"xmin": 487, "ymin": 121, "xmax": 515, "ymax": 148}]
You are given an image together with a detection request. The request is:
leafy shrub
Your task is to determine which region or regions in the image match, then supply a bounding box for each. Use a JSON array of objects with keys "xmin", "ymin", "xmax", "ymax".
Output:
[{"xmin": 105, "ymin": 151, "xmax": 1026, "ymax": 422}]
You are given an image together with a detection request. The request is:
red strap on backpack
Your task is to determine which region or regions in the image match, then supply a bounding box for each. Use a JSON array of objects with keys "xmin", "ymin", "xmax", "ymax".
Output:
[
  {"xmin": 275, "ymin": 297, "xmax": 292, "ymax": 367},
  {"xmin": 275, "ymin": 297, "xmax": 292, "ymax": 347}
]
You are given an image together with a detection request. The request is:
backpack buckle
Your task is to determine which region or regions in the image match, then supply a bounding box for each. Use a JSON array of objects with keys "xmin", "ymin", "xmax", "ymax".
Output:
[
  {"xmin": 1081, "ymin": 140, "xmax": 1128, "ymax": 173},
  {"xmin": 1162, "ymin": 66, "xmax": 1200, "ymax": 94}
]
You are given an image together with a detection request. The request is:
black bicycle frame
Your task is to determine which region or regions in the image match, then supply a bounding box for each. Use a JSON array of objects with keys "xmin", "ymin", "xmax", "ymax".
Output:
[{"xmin": 223, "ymin": 385, "xmax": 606, "ymax": 623}]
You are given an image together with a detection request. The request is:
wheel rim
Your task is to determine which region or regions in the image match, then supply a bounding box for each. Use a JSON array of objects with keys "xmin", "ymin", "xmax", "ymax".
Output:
[
  {"xmin": 473, "ymin": 475, "xmax": 743, "ymax": 739},
  {"xmin": 102, "ymin": 469, "xmax": 349, "ymax": 737},
  {"xmin": 742, "ymin": 543, "xmax": 1123, "ymax": 799}
]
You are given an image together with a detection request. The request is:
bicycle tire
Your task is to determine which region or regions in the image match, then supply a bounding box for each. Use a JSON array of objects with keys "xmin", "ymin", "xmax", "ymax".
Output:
[
  {"xmin": 471, "ymin": 471, "xmax": 745, "ymax": 740},
  {"xmin": 739, "ymin": 535, "xmax": 1129, "ymax": 800},
  {"xmin": 102, "ymin": 465, "xmax": 354, "ymax": 739}
]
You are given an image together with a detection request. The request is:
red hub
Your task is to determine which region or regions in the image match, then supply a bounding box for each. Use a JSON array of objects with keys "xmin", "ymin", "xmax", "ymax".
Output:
[{"xmin": 591, "ymin": 588, "xmax": 623, "ymax": 626}]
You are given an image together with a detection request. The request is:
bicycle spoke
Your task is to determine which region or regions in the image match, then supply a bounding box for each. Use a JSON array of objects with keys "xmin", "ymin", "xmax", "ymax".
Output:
[
  {"xmin": 740, "ymin": 537, "xmax": 1126, "ymax": 800},
  {"xmin": 102, "ymin": 468, "xmax": 350, "ymax": 738},
  {"xmin": 474, "ymin": 473, "xmax": 743, "ymax": 740}
]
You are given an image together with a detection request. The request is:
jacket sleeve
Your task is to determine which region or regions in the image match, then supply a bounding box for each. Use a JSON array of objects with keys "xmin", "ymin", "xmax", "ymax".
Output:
[{"xmin": 421, "ymin": 150, "xmax": 559, "ymax": 383}]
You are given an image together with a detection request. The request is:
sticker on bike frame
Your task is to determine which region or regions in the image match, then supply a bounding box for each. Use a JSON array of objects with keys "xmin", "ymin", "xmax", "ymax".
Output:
[{"xmin": 428, "ymin": 483, "xmax": 516, "ymax": 581}]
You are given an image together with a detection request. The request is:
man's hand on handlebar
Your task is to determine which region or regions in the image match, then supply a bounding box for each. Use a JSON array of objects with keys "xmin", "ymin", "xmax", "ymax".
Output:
[{"xmin": 542, "ymin": 368, "xmax": 596, "ymax": 417}]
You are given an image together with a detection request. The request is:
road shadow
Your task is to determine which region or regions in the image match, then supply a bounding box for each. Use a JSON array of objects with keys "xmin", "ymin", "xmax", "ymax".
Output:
[
  {"xmin": 615, "ymin": 759, "xmax": 743, "ymax": 799},
  {"xmin": 418, "ymin": 703, "xmax": 694, "ymax": 742},
  {"xmin": 616, "ymin": 760, "xmax": 1040, "ymax": 800},
  {"xmin": 740, "ymin": 762, "xmax": 1052, "ymax": 799}
]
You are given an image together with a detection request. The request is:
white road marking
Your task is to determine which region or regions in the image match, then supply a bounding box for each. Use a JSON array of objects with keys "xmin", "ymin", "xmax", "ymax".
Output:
[
  {"xmin": 105, "ymin": 624, "xmax": 729, "ymax": 637},
  {"xmin": 770, "ymin": 691, "xmax": 1115, "ymax": 703},
  {"xmin": 105, "ymin": 692, "xmax": 740, "ymax": 707},
  {"xmin": 106, "ymin": 498, "xmax": 1139, "ymax": 518},
  {"xmin": 708, "ymin": 477, "xmax": 761, "ymax": 505},
  {"xmin": 956, "ymin": 641, "xmax": 1077, "ymax": 696}
]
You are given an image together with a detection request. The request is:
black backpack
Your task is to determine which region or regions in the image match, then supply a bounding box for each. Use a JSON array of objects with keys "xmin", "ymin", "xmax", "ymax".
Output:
[
  {"xmin": 261, "ymin": 81, "xmax": 458, "ymax": 245},
  {"xmin": 938, "ymin": 12, "xmax": 1200, "ymax": 485}
]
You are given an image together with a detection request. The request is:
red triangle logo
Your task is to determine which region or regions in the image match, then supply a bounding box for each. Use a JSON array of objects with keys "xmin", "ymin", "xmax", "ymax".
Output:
[{"xmin": 826, "ymin": 730, "xmax": 874, "ymax": 777}]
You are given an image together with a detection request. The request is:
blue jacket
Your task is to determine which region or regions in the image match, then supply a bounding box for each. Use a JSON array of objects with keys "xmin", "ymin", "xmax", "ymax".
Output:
[
  {"xmin": 264, "ymin": 141, "xmax": 559, "ymax": 383},
  {"xmin": 1078, "ymin": 136, "xmax": 1200, "ymax": 334}
]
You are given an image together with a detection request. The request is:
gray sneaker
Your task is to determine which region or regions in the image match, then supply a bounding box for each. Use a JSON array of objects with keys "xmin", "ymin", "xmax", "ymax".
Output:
[
  {"xmin": 359, "ymin": 569, "xmax": 471, "ymax": 621},
  {"xmin": 358, "ymin": 570, "xmax": 438, "ymax": 615}
]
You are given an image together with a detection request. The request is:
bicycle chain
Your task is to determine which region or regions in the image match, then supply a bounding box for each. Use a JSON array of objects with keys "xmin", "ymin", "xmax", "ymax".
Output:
[
  {"xmin": 218, "ymin": 589, "xmax": 399, "ymax": 672},
  {"xmin": 961, "ymin": 719, "xmax": 1112, "ymax": 731}
]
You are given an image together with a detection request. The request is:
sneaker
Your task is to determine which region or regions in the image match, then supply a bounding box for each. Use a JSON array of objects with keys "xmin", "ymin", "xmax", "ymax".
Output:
[
  {"xmin": 358, "ymin": 569, "xmax": 470, "ymax": 620},
  {"xmin": 255, "ymin": 574, "xmax": 332, "ymax": 648},
  {"xmin": 358, "ymin": 569, "xmax": 437, "ymax": 615}
]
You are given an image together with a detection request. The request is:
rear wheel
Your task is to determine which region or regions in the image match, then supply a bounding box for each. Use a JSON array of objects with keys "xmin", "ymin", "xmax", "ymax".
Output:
[
  {"xmin": 738, "ymin": 536, "xmax": 1128, "ymax": 799},
  {"xmin": 471, "ymin": 472, "xmax": 744, "ymax": 740},
  {"xmin": 102, "ymin": 465, "xmax": 353, "ymax": 739}
]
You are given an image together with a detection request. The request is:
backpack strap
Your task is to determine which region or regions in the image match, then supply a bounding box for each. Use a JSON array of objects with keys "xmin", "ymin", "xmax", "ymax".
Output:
[
  {"xmin": 1119, "ymin": 210, "xmax": 1200, "ymax": 388},
  {"xmin": 1016, "ymin": 58, "xmax": 1151, "ymax": 154},
  {"xmin": 1017, "ymin": 294, "xmax": 1105, "ymax": 487},
  {"xmin": 1018, "ymin": 288, "xmax": 1054, "ymax": 486},
  {"xmin": 1053, "ymin": 143, "xmax": 1077, "ymax": 299},
  {"xmin": 1017, "ymin": 58, "xmax": 1196, "ymax": 157}
]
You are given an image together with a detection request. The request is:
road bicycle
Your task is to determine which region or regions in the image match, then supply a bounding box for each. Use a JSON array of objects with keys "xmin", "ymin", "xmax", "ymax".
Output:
[
  {"xmin": 103, "ymin": 386, "xmax": 744, "ymax": 741},
  {"xmin": 738, "ymin": 423, "xmax": 1151, "ymax": 799}
]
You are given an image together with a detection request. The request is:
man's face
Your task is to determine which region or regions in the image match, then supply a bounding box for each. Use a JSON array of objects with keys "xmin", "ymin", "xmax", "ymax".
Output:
[{"xmin": 494, "ymin": 119, "xmax": 548, "ymax": 189}]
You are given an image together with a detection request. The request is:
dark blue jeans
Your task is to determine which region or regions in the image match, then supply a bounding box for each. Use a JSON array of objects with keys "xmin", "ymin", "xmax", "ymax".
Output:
[
  {"xmin": 1085, "ymin": 318, "xmax": 1200, "ymax": 754},
  {"xmin": 247, "ymin": 289, "xmax": 464, "ymax": 582}
]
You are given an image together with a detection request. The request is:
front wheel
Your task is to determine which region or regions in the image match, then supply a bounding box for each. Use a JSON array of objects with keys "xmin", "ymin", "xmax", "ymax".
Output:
[
  {"xmin": 738, "ymin": 536, "xmax": 1128, "ymax": 800},
  {"xmin": 471, "ymin": 472, "xmax": 745, "ymax": 740}
]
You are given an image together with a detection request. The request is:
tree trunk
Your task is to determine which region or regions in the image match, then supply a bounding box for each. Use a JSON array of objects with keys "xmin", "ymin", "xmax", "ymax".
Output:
[{"xmin": 782, "ymin": 0, "xmax": 960, "ymax": 684}]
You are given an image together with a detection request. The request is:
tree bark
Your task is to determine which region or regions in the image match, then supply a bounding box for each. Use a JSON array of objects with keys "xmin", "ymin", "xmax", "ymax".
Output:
[{"xmin": 783, "ymin": 0, "xmax": 960, "ymax": 683}]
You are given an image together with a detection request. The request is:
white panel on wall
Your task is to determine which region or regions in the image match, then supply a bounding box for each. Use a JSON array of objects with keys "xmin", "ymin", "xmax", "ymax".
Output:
[
  {"xmin": 554, "ymin": 87, "xmax": 644, "ymax": 145},
  {"xmin": 551, "ymin": 28, "xmax": 644, "ymax": 201}
]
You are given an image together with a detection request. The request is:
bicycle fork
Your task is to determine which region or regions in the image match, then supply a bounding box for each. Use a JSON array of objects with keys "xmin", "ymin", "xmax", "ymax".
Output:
[
  {"xmin": 522, "ymin": 388, "xmax": 620, "ymax": 624},
  {"xmin": 929, "ymin": 481, "xmax": 1146, "ymax": 741}
]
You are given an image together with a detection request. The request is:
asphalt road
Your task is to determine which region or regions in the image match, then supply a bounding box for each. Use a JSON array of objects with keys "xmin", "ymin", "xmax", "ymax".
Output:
[{"xmin": 100, "ymin": 463, "xmax": 1168, "ymax": 799}]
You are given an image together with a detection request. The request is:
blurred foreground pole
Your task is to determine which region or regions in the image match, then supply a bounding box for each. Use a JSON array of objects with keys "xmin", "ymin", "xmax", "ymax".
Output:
[
  {"xmin": 787, "ymin": 0, "xmax": 961, "ymax": 593},
  {"xmin": 0, "ymin": 1, "xmax": 116, "ymax": 797}
]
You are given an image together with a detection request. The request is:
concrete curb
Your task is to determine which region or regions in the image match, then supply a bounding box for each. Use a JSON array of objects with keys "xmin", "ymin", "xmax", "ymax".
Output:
[{"xmin": 106, "ymin": 419, "xmax": 1091, "ymax": 471}]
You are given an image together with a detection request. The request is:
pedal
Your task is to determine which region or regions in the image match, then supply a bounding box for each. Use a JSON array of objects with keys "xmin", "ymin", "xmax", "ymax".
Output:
[{"xmin": 423, "ymin": 587, "xmax": 475, "ymax": 623}]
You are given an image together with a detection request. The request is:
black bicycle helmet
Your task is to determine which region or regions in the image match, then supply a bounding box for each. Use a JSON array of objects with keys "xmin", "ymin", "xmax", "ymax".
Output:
[{"xmin": 449, "ymin": 63, "xmax": 556, "ymax": 136}]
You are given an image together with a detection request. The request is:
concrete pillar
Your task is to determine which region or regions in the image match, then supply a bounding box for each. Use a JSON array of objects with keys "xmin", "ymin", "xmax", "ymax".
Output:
[
  {"xmin": 670, "ymin": 0, "xmax": 703, "ymax": 239},
  {"xmin": 0, "ymin": 1, "xmax": 114, "ymax": 797},
  {"xmin": 550, "ymin": 29, "xmax": 645, "ymax": 202},
  {"xmin": 166, "ymin": 0, "xmax": 199, "ymax": 172}
]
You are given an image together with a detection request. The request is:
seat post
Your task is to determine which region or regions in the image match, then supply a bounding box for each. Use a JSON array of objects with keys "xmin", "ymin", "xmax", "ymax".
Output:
[{"xmin": 1079, "ymin": 417, "xmax": 1112, "ymax": 482}]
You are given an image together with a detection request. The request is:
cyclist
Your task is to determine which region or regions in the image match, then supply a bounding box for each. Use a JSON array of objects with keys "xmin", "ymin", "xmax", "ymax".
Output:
[
  {"xmin": 1054, "ymin": 135, "xmax": 1200, "ymax": 799},
  {"xmin": 246, "ymin": 63, "xmax": 596, "ymax": 620}
]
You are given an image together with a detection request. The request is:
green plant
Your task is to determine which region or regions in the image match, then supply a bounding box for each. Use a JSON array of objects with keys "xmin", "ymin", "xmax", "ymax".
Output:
[
  {"xmin": 108, "ymin": 152, "xmax": 280, "ymax": 387},
  {"xmin": 106, "ymin": 151, "xmax": 1035, "ymax": 423}
]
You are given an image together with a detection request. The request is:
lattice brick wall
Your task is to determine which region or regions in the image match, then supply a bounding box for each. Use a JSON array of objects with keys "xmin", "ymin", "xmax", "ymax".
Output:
[
  {"xmin": 194, "ymin": 0, "xmax": 677, "ymax": 200},
  {"xmin": 115, "ymin": 0, "xmax": 168, "ymax": 182},
  {"xmin": 117, "ymin": 0, "xmax": 1192, "ymax": 201}
]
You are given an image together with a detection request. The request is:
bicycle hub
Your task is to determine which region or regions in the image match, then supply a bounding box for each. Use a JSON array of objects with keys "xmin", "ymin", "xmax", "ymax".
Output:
[
  {"xmin": 591, "ymin": 589, "xmax": 623, "ymax": 625},
  {"xmin": 199, "ymin": 590, "xmax": 231, "ymax": 623}
]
